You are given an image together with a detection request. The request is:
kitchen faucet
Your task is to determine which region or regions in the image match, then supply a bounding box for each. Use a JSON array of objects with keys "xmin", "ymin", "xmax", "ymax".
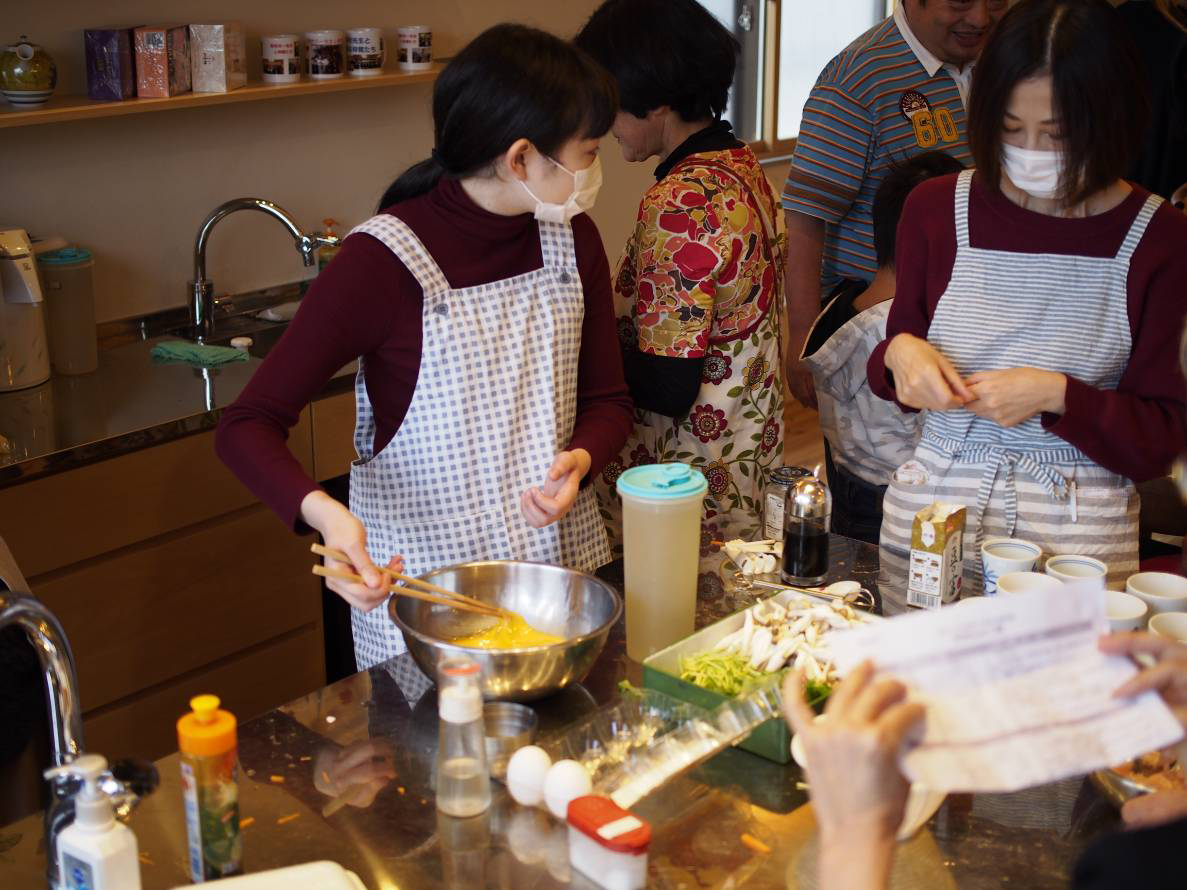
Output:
[
  {"xmin": 0, "ymin": 537, "xmax": 156, "ymax": 889},
  {"xmin": 0, "ymin": 537, "xmax": 82, "ymax": 889},
  {"xmin": 189, "ymin": 198, "xmax": 341, "ymax": 342}
]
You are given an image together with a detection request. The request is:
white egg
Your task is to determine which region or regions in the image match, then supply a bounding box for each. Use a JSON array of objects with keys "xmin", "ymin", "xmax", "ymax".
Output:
[
  {"xmin": 543, "ymin": 759, "xmax": 593, "ymax": 819},
  {"xmin": 506, "ymin": 745, "xmax": 552, "ymax": 807}
]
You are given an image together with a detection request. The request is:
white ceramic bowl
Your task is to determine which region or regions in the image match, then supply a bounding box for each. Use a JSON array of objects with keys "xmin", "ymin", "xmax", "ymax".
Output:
[
  {"xmin": 1045, "ymin": 554, "xmax": 1108, "ymax": 588},
  {"xmin": 1149, "ymin": 611, "xmax": 1187, "ymax": 644},
  {"xmin": 996, "ymin": 571, "xmax": 1064, "ymax": 596},
  {"xmin": 1105, "ymin": 589, "xmax": 1148, "ymax": 633},
  {"xmin": 981, "ymin": 537, "xmax": 1041, "ymax": 595},
  {"xmin": 1126, "ymin": 572, "xmax": 1187, "ymax": 616}
]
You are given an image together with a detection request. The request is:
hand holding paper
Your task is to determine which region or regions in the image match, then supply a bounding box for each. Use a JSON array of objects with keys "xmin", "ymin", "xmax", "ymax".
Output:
[{"xmin": 828, "ymin": 586, "xmax": 1186, "ymax": 793}]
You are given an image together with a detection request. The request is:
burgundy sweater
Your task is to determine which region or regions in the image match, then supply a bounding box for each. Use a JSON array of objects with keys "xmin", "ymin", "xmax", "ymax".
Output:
[
  {"xmin": 215, "ymin": 178, "xmax": 634, "ymax": 530},
  {"xmin": 868, "ymin": 173, "xmax": 1187, "ymax": 483}
]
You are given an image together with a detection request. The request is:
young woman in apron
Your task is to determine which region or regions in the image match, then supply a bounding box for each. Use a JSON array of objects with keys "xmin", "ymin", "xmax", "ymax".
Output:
[
  {"xmin": 868, "ymin": 0, "xmax": 1187, "ymax": 593},
  {"xmin": 217, "ymin": 26, "xmax": 632, "ymax": 669}
]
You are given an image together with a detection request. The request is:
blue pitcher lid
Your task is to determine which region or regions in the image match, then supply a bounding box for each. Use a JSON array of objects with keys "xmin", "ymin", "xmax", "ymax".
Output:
[
  {"xmin": 616, "ymin": 462, "xmax": 708, "ymax": 500},
  {"xmin": 37, "ymin": 247, "xmax": 92, "ymax": 265}
]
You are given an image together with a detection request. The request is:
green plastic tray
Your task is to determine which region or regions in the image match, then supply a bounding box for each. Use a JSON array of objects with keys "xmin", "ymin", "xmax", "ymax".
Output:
[{"xmin": 641, "ymin": 588, "xmax": 840, "ymax": 764}]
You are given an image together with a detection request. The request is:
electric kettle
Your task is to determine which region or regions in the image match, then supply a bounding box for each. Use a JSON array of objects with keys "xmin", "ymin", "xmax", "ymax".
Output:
[{"xmin": 0, "ymin": 229, "xmax": 51, "ymax": 391}]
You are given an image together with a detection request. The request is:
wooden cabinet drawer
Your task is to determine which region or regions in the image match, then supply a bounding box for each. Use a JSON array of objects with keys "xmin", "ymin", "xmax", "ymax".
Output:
[
  {"xmin": 311, "ymin": 392, "xmax": 356, "ymax": 482},
  {"xmin": 33, "ymin": 505, "xmax": 321, "ymax": 713},
  {"xmin": 82, "ymin": 624, "xmax": 324, "ymax": 762},
  {"xmin": 0, "ymin": 408, "xmax": 313, "ymax": 577}
]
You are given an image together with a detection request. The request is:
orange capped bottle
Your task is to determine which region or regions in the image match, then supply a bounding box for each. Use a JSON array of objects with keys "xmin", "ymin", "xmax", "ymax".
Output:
[{"xmin": 177, "ymin": 694, "xmax": 243, "ymax": 881}]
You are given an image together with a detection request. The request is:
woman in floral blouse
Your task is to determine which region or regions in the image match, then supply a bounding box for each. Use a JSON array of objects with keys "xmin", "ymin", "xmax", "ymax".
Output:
[{"xmin": 577, "ymin": 0, "xmax": 785, "ymax": 597}]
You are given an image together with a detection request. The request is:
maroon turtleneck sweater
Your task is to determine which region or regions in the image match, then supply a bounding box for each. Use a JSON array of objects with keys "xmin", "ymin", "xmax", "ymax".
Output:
[
  {"xmin": 868, "ymin": 173, "xmax": 1187, "ymax": 483},
  {"xmin": 215, "ymin": 177, "xmax": 633, "ymax": 530}
]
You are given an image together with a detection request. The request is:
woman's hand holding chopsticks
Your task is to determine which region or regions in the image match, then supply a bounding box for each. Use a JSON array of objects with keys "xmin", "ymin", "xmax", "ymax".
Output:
[{"xmin": 300, "ymin": 490, "xmax": 404, "ymax": 612}]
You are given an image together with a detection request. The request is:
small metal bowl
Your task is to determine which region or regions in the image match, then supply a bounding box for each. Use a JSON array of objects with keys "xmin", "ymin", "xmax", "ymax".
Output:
[
  {"xmin": 484, "ymin": 702, "xmax": 538, "ymax": 779},
  {"xmin": 391, "ymin": 560, "xmax": 623, "ymax": 701}
]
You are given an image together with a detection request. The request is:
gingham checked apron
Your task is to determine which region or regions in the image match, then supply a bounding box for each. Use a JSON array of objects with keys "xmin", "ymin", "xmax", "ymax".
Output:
[
  {"xmin": 345, "ymin": 214, "xmax": 611, "ymax": 669},
  {"xmin": 881, "ymin": 171, "xmax": 1161, "ymax": 592}
]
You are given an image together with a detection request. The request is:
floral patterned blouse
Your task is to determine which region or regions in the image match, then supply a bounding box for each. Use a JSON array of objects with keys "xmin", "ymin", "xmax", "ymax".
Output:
[{"xmin": 597, "ymin": 144, "xmax": 785, "ymax": 599}]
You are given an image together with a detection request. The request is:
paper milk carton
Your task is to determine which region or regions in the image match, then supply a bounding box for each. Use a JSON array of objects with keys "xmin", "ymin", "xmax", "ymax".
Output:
[{"xmin": 907, "ymin": 503, "xmax": 966, "ymax": 610}]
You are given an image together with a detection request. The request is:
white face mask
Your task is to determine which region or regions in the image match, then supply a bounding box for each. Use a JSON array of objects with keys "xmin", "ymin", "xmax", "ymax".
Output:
[
  {"xmin": 1001, "ymin": 143, "xmax": 1064, "ymax": 200},
  {"xmin": 520, "ymin": 155, "xmax": 603, "ymax": 224}
]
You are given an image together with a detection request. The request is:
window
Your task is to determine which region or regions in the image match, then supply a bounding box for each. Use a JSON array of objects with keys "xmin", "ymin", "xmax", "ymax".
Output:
[{"xmin": 702, "ymin": 0, "xmax": 894, "ymax": 155}]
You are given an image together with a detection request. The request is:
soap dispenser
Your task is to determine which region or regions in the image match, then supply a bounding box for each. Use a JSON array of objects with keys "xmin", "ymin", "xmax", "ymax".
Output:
[{"xmin": 43, "ymin": 754, "xmax": 142, "ymax": 890}]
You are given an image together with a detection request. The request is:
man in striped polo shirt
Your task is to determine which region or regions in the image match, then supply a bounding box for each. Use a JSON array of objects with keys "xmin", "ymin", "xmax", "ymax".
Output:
[{"xmin": 782, "ymin": 0, "xmax": 1006, "ymax": 408}]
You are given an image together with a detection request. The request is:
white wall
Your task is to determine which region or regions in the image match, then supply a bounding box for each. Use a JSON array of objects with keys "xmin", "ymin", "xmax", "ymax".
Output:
[{"xmin": 3, "ymin": 0, "xmax": 654, "ymax": 322}]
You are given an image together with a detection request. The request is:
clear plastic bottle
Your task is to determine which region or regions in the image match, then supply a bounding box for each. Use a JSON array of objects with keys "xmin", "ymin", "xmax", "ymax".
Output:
[{"xmin": 436, "ymin": 657, "xmax": 491, "ymax": 818}]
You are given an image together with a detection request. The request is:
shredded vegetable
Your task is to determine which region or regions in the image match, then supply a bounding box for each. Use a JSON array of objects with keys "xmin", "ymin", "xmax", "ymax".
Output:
[{"xmin": 679, "ymin": 651, "xmax": 770, "ymax": 696}]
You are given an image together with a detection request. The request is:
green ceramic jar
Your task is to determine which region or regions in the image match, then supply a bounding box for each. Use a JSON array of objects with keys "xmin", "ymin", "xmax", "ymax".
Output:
[{"xmin": 0, "ymin": 36, "xmax": 57, "ymax": 108}]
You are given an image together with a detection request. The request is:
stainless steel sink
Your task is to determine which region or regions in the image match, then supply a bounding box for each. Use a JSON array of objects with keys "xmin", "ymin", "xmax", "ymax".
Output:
[{"xmin": 205, "ymin": 321, "xmax": 290, "ymax": 360}]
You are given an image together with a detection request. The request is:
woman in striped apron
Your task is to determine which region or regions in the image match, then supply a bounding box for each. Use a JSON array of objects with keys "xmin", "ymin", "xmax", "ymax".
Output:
[{"xmin": 869, "ymin": 0, "xmax": 1187, "ymax": 594}]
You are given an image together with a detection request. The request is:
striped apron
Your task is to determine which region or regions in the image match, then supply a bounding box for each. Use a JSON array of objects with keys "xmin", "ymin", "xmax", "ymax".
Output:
[
  {"xmin": 344, "ymin": 214, "xmax": 611, "ymax": 670},
  {"xmin": 880, "ymin": 171, "xmax": 1162, "ymax": 594}
]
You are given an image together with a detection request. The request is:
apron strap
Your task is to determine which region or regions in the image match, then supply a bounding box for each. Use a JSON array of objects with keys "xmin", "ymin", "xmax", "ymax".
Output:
[
  {"xmin": 954, "ymin": 170, "xmax": 974, "ymax": 250},
  {"xmin": 537, "ymin": 219, "xmax": 577, "ymax": 270},
  {"xmin": 1114, "ymin": 194, "xmax": 1163, "ymax": 264},
  {"xmin": 350, "ymin": 214, "xmax": 452, "ymax": 299}
]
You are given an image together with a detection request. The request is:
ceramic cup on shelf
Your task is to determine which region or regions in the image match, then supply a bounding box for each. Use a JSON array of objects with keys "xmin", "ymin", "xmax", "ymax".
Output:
[
  {"xmin": 0, "ymin": 35, "xmax": 57, "ymax": 107},
  {"xmin": 397, "ymin": 25, "xmax": 432, "ymax": 71},
  {"xmin": 995, "ymin": 571, "xmax": 1064, "ymax": 596},
  {"xmin": 1149, "ymin": 611, "xmax": 1187, "ymax": 644},
  {"xmin": 1105, "ymin": 589, "xmax": 1149, "ymax": 633},
  {"xmin": 1126, "ymin": 572, "xmax": 1187, "ymax": 616},
  {"xmin": 304, "ymin": 30, "xmax": 345, "ymax": 80},
  {"xmin": 347, "ymin": 27, "xmax": 384, "ymax": 76},
  {"xmin": 261, "ymin": 34, "xmax": 301, "ymax": 84},
  {"xmin": 980, "ymin": 537, "xmax": 1041, "ymax": 595},
  {"xmin": 1045, "ymin": 554, "xmax": 1108, "ymax": 589}
]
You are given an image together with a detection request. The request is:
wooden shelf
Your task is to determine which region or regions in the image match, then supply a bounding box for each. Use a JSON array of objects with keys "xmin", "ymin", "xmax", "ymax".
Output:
[{"xmin": 0, "ymin": 65, "xmax": 443, "ymax": 128}]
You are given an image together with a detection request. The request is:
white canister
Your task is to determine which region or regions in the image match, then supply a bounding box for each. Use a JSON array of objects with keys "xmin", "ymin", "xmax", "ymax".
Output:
[
  {"xmin": 347, "ymin": 28, "xmax": 384, "ymax": 76},
  {"xmin": 305, "ymin": 30, "xmax": 345, "ymax": 80},
  {"xmin": 261, "ymin": 34, "xmax": 300, "ymax": 84},
  {"xmin": 616, "ymin": 463, "xmax": 707, "ymax": 661},
  {"xmin": 397, "ymin": 25, "xmax": 432, "ymax": 71}
]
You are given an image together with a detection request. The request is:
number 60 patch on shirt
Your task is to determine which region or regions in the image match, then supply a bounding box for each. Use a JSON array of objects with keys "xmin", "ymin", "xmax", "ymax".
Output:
[{"xmin": 899, "ymin": 90, "xmax": 959, "ymax": 149}]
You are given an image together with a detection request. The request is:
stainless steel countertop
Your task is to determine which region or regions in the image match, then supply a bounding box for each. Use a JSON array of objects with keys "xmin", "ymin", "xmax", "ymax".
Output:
[
  {"xmin": 0, "ymin": 324, "xmax": 354, "ymax": 490},
  {"xmin": 0, "ymin": 539, "xmax": 1122, "ymax": 888}
]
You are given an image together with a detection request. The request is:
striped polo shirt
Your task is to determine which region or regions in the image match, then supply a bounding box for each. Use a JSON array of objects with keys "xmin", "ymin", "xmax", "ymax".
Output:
[{"xmin": 782, "ymin": 7, "xmax": 973, "ymax": 289}]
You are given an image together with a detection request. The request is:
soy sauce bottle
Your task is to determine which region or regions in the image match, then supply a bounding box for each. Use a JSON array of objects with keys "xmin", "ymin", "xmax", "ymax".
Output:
[{"xmin": 782, "ymin": 475, "xmax": 831, "ymax": 585}]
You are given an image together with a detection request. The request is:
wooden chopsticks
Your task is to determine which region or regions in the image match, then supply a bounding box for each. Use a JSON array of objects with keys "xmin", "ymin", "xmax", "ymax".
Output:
[{"xmin": 310, "ymin": 543, "xmax": 504, "ymax": 618}]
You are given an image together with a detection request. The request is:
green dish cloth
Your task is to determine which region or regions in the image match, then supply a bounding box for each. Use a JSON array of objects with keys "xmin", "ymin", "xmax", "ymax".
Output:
[{"xmin": 151, "ymin": 341, "xmax": 249, "ymax": 367}]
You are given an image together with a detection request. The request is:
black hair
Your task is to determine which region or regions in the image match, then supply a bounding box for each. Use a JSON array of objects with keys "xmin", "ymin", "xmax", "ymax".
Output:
[
  {"xmin": 378, "ymin": 24, "xmax": 617, "ymax": 209},
  {"xmin": 968, "ymin": 0, "xmax": 1149, "ymax": 205},
  {"xmin": 873, "ymin": 151, "xmax": 965, "ymax": 268},
  {"xmin": 575, "ymin": 0, "xmax": 739, "ymax": 122}
]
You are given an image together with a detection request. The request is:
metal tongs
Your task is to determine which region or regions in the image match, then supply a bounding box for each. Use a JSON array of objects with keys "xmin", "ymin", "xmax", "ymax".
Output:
[{"xmin": 743, "ymin": 577, "xmax": 876, "ymax": 611}]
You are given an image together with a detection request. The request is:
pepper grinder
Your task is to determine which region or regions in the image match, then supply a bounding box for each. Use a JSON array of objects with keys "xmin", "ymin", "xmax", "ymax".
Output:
[{"xmin": 782, "ymin": 474, "xmax": 832, "ymax": 585}]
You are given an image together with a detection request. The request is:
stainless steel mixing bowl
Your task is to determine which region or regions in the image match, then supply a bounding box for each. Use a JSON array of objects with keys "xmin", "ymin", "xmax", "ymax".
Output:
[{"xmin": 390, "ymin": 561, "xmax": 623, "ymax": 702}]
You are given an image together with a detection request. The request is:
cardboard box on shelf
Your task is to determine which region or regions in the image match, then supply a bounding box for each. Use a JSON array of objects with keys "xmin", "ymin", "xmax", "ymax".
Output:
[
  {"xmin": 84, "ymin": 28, "xmax": 138, "ymax": 101},
  {"xmin": 190, "ymin": 23, "xmax": 246, "ymax": 93},
  {"xmin": 134, "ymin": 25, "xmax": 191, "ymax": 98}
]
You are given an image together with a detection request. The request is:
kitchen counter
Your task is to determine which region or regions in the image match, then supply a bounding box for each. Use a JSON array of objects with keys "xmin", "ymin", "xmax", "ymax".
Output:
[
  {"xmin": 0, "ymin": 323, "xmax": 354, "ymax": 490},
  {"xmin": 0, "ymin": 537, "xmax": 1122, "ymax": 889}
]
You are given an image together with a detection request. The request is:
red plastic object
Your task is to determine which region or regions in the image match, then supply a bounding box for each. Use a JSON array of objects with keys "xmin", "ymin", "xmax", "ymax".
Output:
[{"xmin": 567, "ymin": 796, "xmax": 651, "ymax": 854}]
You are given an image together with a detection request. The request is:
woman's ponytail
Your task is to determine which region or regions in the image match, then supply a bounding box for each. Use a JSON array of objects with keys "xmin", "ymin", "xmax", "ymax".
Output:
[{"xmin": 377, "ymin": 153, "xmax": 447, "ymax": 211}]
